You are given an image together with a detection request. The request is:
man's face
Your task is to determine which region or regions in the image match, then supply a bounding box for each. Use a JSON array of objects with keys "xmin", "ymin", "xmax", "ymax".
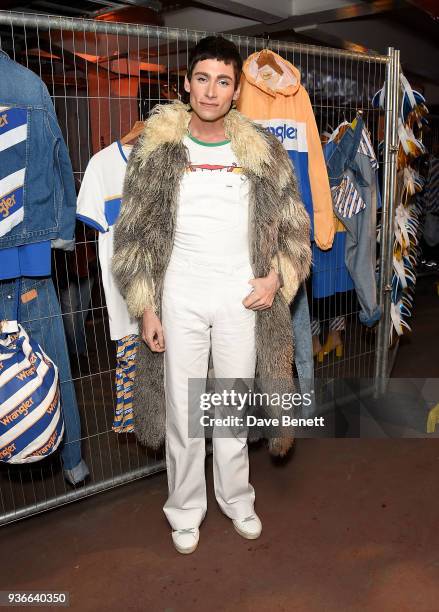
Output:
[{"xmin": 184, "ymin": 58, "xmax": 240, "ymax": 122}]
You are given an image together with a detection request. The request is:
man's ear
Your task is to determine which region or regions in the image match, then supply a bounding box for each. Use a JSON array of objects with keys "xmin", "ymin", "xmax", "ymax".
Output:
[
  {"xmin": 184, "ymin": 74, "xmax": 190, "ymax": 93},
  {"xmin": 233, "ymin": 83, "xmax": 241, "ymax": 101}
]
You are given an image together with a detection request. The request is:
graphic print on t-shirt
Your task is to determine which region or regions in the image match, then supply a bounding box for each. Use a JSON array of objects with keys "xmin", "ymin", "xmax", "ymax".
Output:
[{"xmin": 187, "ymin": 162, "xmax": 243, "ymax": 174}]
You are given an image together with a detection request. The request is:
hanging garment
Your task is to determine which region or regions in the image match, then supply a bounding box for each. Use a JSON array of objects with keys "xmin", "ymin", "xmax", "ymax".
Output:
[
  {"xmin": 0, "ymin": 49, "xmax": 76, "ymax": 251},
  {"xmin": 0, "ymin": 50, "xmax": 77, "ymax": 281},
  {"xmin": 237, "ymin": 49, "xmax": 334, "ymax": 250},
  {"xmin": 77, "ymin": 141, "xmax": 140, "ymax": 434},
  {"xmin": 237, "ymin": 50, "xmax": 329, "ymax": 396},
  {"xmin": 312, "ymin": 215, "xmax": 355, "ymax": 299},
  {"xmin": 325, "ymin": 116, "xmax": 381, "ymax": 326},
  {"xmin": 112, "ymin": 334, "xmax": 139, "ymax": 433},
  {"xmin": 0, "ymin": 241, "xmax": 52, "ymax": 281},
  {"xmin": 312, "ymin": 117, "xmax": 378, "ymax": 299},
  {"xmin": 76, "ymin": 141, "xmax": 139, "ymax": 342},
  {"xmin": 290, "ymin": 282, "xmax": 315, "ymax": 419}
]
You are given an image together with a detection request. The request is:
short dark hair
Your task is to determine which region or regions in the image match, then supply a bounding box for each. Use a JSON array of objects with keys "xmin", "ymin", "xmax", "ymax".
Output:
[{"xmin": 186, "ymin": 36, "xmax": 243, "ymax": 90}]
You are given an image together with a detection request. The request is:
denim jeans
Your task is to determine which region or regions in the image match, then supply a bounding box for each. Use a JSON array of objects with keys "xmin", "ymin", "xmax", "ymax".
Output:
[
  {"xmin": 291, "ymin": 282, "xmax": 315, "ymax": 418},
  {"xmin": 0, "ymin": 276, "xmax": 87, "ymax": 475},
  {"xmin": 325, "ymin": 117, "xmax": 381, "ymax": 326},
  {"xmin": 60, "ymin": 276, "xmax": 95, "ymax": 356}
]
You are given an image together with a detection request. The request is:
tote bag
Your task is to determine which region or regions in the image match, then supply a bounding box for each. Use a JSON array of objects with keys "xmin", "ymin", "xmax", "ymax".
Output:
[{"xmin": 0, "ymin": 280, "xmax": 64, "ymax": 464}]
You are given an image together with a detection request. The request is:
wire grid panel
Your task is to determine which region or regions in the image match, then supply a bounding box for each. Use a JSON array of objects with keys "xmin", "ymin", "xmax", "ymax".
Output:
[{"xmin": 0, "ymin": 13, "xmax": 389, "ymax": 524}]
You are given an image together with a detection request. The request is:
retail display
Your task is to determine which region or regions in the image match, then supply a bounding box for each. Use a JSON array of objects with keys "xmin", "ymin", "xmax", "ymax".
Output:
[
  {"xmin": 236, "ymin": 49, "xmax": 329, "ymax": 393},
  {"xmin": 311, "ymin": 114, "xmax": 382, "ymax": 362},
  {"xmin": 373, "ymin": 73, "xmax": 430, "ymax": 341},
  {"xmin": 0, "ymin": 50, "xmax": 88, "ymax": 483}
]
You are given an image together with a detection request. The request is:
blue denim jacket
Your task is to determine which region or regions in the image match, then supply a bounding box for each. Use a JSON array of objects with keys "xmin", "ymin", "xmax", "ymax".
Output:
[
  {"xmin": 325, "ymin": 116, "xmax": 381, "ymax": 326},
  {"xmin": 0, "ymin": 49, "xmax": 76, "ymax": 250}
]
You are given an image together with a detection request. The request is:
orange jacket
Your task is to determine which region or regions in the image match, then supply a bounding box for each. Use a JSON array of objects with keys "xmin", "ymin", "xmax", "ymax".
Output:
[{"xmin": 237, "ymin": 50, "xmax": 335, "ymax": 250}]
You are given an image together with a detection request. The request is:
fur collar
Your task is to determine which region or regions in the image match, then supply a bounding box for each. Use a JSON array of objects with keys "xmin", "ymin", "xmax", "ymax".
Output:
[{"xmin": 135, "ymin": 100, "xmax": 273, "ymax": 178}]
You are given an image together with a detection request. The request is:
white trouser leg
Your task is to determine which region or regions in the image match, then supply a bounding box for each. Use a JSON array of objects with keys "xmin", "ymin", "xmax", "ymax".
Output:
[
  {"xmin": 210, "ymin": 275, "xmax": 256, "ymax": 520},
  {"xmin": 162, "ymin": 267, "xmax": 211, "ymax": 531},
  {"xmin": 161, "ymin": 257, "xmax": 256, "ymax": 529}
]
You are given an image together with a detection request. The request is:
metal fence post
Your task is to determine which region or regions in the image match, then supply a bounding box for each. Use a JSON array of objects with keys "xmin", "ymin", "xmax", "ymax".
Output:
[{"xmin": 374, "ymin": 48, "xmax": 401, "ymax": 396}]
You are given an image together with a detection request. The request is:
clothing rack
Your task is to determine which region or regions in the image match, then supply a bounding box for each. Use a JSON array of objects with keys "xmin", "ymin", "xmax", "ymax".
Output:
[{"xmin": 0, "ymin": 9, "xmax": 400, "ymax": 525}]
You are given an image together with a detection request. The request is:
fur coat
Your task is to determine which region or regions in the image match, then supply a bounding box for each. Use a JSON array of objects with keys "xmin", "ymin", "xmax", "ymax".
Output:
[{"xmin": 113, "ymin": 100, "xmax": 312, "ymax": 457}]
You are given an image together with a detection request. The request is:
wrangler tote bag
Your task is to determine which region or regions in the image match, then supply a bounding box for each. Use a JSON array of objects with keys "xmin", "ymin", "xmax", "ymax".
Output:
[{"xmin": 0, "ymin": 281, "xmax": 64, "ymax": 464}]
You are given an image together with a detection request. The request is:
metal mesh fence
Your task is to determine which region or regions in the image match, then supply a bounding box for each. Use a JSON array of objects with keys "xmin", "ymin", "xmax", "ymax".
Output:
[{"xmin": 0, "ymin": 11, "xmax": 393, "ymax": 525}]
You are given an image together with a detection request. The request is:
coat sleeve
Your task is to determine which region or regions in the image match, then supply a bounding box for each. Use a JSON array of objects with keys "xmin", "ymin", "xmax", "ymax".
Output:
[
  {"xmin": 42, "ymin": 82, "xmax": 77, "ymax": 251},
  {"xmin": 269, "ymin": 142, "xmax": 312, "ymax": 305},
  {"xmin": 112, "ymin": 141, "xmax": 157, "ymax": 318},
  {"xmin": 304, "ymin": 89, "xmax": 335, "ymax": 250}
]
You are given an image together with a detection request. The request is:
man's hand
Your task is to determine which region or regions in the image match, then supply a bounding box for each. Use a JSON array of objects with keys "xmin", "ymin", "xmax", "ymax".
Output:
[
  {"xmin": 142, "ymin": 308, "xmax": 165, "ymax": 352},
  {"xmin": 242, "ymin": 269, "xmax": 281, "ymax": 311}
]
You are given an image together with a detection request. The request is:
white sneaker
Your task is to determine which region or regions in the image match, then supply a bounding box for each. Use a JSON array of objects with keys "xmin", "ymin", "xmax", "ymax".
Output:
[
  {"xmin": 171, "ymin": 527, "xmax": 200, "ymax": 554},
  {"xmin": 232, "ymin": 514, "xmax": 262, "ymax": 540}
]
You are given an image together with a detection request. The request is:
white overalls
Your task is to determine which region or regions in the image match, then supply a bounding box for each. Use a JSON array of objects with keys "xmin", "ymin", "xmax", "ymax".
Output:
[{"xmin": 162, "ymin": 134, "xmax": 257, "ymax": 530}]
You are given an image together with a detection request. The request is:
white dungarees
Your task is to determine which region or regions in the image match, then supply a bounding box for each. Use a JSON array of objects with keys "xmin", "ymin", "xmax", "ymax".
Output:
[{"xmin": 162, "ymin": 134, "xmax": 257, "ymax": 530}]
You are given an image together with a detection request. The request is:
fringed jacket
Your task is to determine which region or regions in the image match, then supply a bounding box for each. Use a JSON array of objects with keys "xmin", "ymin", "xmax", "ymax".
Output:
[{"xmin": 113, "ymin": 100, "xmax": 312, "ymax": 457}]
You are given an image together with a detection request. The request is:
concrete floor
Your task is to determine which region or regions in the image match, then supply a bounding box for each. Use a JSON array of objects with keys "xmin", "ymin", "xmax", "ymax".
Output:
[{"xmin": 1, "ymin": 277, "xmax": 439, "ymax": 611}]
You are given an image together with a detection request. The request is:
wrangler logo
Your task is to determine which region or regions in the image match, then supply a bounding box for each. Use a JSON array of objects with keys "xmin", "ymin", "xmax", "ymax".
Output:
[
  {"xmin": 0, "ymin": 192, "xmax": 16, "ymax": 218},
  {"xmin": 0, "ymin": 443, "xmax": 16, "ymax": 460},
  {"xmin": 29, "ymin": 430, "xmax": 58, "ymax": 457},
  {"xmin": 265, "ymin": 124, "xmax": 298, "ymax": 144},
  {"xmin": 0, "ymin": 113, "xmax": 8, "ymax": 128},
  {"xmin": 16, "ymin": 365, "xmax": 37, "ymax": 381},
  {"xmin": 0, "ymin": 397, "xmax": 34, "ymax": 425},
  {"xmin": 46, "ymin": 391, "xmax": 59, "ymax": 416}
]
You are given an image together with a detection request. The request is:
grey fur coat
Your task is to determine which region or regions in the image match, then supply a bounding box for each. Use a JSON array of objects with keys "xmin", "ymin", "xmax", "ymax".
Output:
[{"xmin": 113, "ymin": 100, "xmax": 312, "ymax": 457}]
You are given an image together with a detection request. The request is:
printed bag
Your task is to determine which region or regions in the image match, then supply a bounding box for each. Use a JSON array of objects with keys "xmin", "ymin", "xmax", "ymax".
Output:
[{"xmin": 0, "ymin": 314, "xmax": 64, "ymax": 464}]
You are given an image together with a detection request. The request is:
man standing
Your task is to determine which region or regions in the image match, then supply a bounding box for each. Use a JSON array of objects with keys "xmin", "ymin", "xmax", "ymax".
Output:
[{"xmin": 113, "ymin": 36, "xmax": 311, "ymax": 554}]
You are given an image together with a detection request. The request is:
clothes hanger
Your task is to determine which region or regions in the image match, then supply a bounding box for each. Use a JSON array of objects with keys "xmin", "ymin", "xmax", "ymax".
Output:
[
  {"xmin": 120, "ymin": 120, "xmax": 145, "ymax": 145},
  {"xmin": 256, "ymin": 36, "xmax": 283, "ymax": 76},
  {"xmin": 350, "ymin": 108, "xmax": 363, "ymax": 130}
]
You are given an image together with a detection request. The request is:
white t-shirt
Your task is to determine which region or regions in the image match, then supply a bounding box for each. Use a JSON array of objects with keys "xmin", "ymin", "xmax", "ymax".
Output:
[
  {"xmin": 76, "ymin": 141, "xmax": 138, "ymax": 341},
  {"xmin": 171, "ymin": 134, "xmax": 251, "ymax": 266}
]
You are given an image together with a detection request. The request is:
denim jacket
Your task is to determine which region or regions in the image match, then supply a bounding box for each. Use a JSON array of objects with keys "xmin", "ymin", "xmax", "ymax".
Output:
[
  {"xmin": 0, "ymin": 49, "xmax": 76, "ymax": 250},
  {"xmin": 325, "ymin": 116, "xmax": 381, "ymax": 326}
]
